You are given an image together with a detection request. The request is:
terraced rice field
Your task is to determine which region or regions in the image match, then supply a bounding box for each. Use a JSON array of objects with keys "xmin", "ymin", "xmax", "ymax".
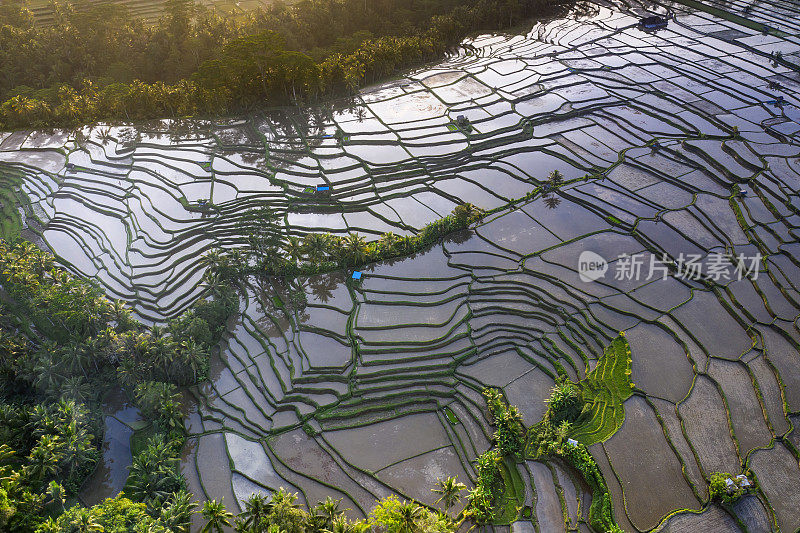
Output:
[
  {"xmin": 2, "ymin": 0, "xmax": 800, "ymax": 530},
  {"xmin": 26, "ymin": 0, "xmax": 273, "ymax": 25}
]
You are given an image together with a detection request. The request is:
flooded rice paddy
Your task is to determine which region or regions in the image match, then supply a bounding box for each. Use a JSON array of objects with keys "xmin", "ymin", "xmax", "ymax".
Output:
[{"xmin": 3, "ymin": 0, "xmax": 800, "ymax": 530}]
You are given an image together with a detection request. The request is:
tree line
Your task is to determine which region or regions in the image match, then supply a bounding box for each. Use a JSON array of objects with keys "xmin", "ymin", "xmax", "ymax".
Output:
[
  {"xmin": 0, "ymin": 0, "xmax": 569, "ymax": 130},
  {"xmin": 207, "ymin": 202, "xmax": 486, "ymax": 281}
]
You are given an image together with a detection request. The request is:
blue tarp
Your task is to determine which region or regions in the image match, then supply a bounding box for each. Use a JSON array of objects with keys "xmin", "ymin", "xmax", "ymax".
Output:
[{"xmin": 352, "ymin": 271, "xmax": 362, "ymax": 280}]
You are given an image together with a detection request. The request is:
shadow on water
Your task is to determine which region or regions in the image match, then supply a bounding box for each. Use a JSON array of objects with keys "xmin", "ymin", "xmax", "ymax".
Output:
[{"xmin": 79, "ymin": 389, "xmax": 144, "ymax": 506}]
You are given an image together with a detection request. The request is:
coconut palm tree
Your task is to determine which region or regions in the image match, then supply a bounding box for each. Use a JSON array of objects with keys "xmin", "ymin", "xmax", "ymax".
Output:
[
  {"xmin": 396, "ymin": 501, "xmax": 423, "ymax": 533},
  {"xmin": 160, "ymin": 490, "xmax": 198, "ymax": 533},
  {"xmin": 239, "ymin": 492, "xmax": 273, "ymax": 530},
  {"xmin": 26, "ymin": 434, "xmax": 63, "ymax": 485},
  {"xmin": 302, "ymin": 233, "xmax": 331, "ymax": 264},
  {"xmin": 378, "ymin": 232, "xmax": 402, "ymax": 255},
  {"xmin": 37, "ymin": 517, "xmax": 60, "ymax": 533},
  {"xmin": 201, "ymin": 499, "xmax": 233, "ymax": 533},
  {"xmin": 342, "ymin": 233, "xmax": 367, "ymax": 266},
  {"xmin": 74, "ymin": 510, "xmax": 104, "ymax": 532},
  {"xmin": 555, "ymin": 421, "xmax": 573, "ymax": 447},
  {"xmin": 314, "ymin": 496, "xmax": 347, "ymax": 528},
  {"xmin": 127, "ymin": 435, "xmax": 184, "ymax": 506},
  {"xmin": 285, "ymin": 236, "xmax": 306, "ymax": 265},
  {"xmin": 324, "ymin": 515, "xmax": 362, "ymax": 533},
  {"xmin": 59, "ymin": 376, "xmax": 93, "ymax": 403},
  {"xmin": 432, "ymin": 476, "xmax": 466, "ymax": 513},
  {"xmin": 177, "ymin": 339, "xmax": 208, "ymax": 383},
  {"xmin": 45, "ymin": 480, "xmax": 66, "ymax": 514}
]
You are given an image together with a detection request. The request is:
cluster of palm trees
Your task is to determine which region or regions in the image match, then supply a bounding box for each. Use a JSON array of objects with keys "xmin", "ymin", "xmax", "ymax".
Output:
[
  {"xmin": 127, "ymin": 435, "xmax": 186, "ymax": 512},
  {"xmin": 0, "ymin": 400, "xmax": 99, "ymax": 530},
  {"xmin": 197, "ymin": 479, "xmax": 468, "ymax": 533},
  {"xmin": 0, "ymin": 239, "xmax": 237, "ymax": 395},
  {"xmin": 0, "ymin": 240, "xmax": 113, "ymax": 342},
  {"xmin": 0, "ymin": 240, "xmax": 240, "ymax": 531},
  {"xmin": 205, "ymin": 203, "xmax": 485, "ymax": 280}
]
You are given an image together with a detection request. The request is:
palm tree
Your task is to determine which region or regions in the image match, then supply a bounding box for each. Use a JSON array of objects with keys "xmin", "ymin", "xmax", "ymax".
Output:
[
  {"xmin": 58, "ymin": 344, "xmax": 88, "ymax": 377},
  {"xmin": 36, "ymin": 517, "xmax": 60, "ymax": 533},
  {"xmin": 127, "ymin": 435, "xmax": 184, "ymax": 506},
  {"xmin": 74, "ymin": 510, "xmax": 104, "ymax": 532},
  {"xmin": 26, "ymin": 434, "xmax": 63, "ymax": 485},
  {"xmin": 60, "ymin": 430, "xmax": 98, "ymax": 480},
  {"xmin": 201, "ymin": 499, "xmax": 233, "ymax": 533},
  {"xmin": 160, "ymin": 490, "xmax": 198, "ymax": 533},
  {"xmin": 240, "ymin": 492, "xmax": 273, "ymax": 530},
  {"xmin": 323, "ymin": 515, "xmax": 356, "ymax": 533},
  {"xmin": 60, "ymin": 376, "xmax": 93, "ymax": 403},
  {"xmin": 303, "ymin": 233, "xmax": 331, "ymax": 263},
  {"xmin": 110, "ymin": 299, "xmax": 129, "ymax": 324},
  {"xmin": 33, "ymin": 355, "xmax": 65, "ymax": 396},
  {"xmin": 314, "ymin": 496, "xmax": 347, "ymax": 528},
  {"xmin": 432, "ymin": 476, "xmax": 466, "ymax": 513},
  {"xmin": 378, "ymin": 232, "xmax": 402, "ymax": 255},
  {"xmin": 342, "ymin": 233, "xmax": 367, "ymax": 266},
  {"xmin": 396, "ymin": 501, "xmax": 423, "ymax": 533},
  {"xmin": 45, "ymin": 480, "xmax": 66, "ymax": 514},
  {"xmin": 555, "ymin": 421, "xmax": 573, "ymax": 447},
  {"xmin": 177, "ymin": 339, "xmax": 207, "ymax": 383},
  {"xmin": 285, "ymin": 236, "xmax": 305, "ymax": 265}
]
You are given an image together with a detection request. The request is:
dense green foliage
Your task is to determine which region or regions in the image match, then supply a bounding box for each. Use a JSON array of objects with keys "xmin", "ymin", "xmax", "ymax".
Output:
[
  {"xmin": 464, "ymin": 391, "xmax": 526, "ymax": 525},
  {"xmin": 0, "ymin": 240, "xmax": 238, "ymax": 398},
  {"xmin": 482, "ymin": 388, "xmax": 525, "ymax": 458},
  {"xmin": 0, "ymin": 0, "xmax": 568, "ymax": 130},
  {"xmin": 465, "ymin": 449, "xmax": 502, "ymax": 523},
  {"xmin": 40, "ymin": 494, "xmax": 166, "ymax": 532},
  {"xmin": 0, "ymin": 239, "xmax": 238, "ymax": 531},
  {"xmin": 708, "ymin": 472, "xmax": 755, "ymax": 505},
  {"xmin": 543, "ymin": 377, "xmax": 583, "ymax": 426},
  {"xmin": 125, "ymin": 435, "xmax": 186, "ymax": 511},
  {"xmin": 206, "ymin": 488, "xmax": 459, "ymax": 533},
  {"xmin": 0, "ymin": 401, "xmax": 99, "ymax": 531}
]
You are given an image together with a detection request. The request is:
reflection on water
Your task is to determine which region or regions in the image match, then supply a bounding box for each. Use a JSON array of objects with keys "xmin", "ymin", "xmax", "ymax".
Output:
[{"xmin": 79, "ymin": 390, "xmax": 143, "ymax": 506}]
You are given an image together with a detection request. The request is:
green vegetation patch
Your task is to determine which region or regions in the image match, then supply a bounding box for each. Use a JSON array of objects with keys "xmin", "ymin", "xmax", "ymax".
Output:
[
  {"xmin": 571, "ymin": 334, "xmax": 634, "ymax": 446},
  {"xmin": 492, "ymin": 457, "xmax": 525, "ymax": 524},
  {"xmin": 0, "ymin": 167, "xmax": 25, "ymax": 240},
  {"xmin": 443, "ymin": 406, "xmax": 460, "ymax": 425}
]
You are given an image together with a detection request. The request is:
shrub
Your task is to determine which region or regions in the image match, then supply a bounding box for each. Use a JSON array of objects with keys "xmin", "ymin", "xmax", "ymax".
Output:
[
  {"xmin": 168, "ymin": 310, "xmax": 213, "ymax": 347},
  {"xmin": 482, "ymin": 388, "xmax": 524, "ymax": 457},
  {"xmin": 495, "ymin": 406, "xmax": 524, "ymax": 457},
  {"xmin": 709, "ymin": 472, "xmax": 754, "ymax": 505},
  {"xmin": 369, "ymin": 495, "xmax": 447, "ymax": 533},
  {"xmin": 41, "ymin": 494, "xmax": 160, "ymax": 533},
  {"xmin": 482, "ymin": 388, "xmax": 506, "ymax": 424},
  {"xmin": 544, "ymin": 378, "xmax": 583, "ymax": 425}
]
